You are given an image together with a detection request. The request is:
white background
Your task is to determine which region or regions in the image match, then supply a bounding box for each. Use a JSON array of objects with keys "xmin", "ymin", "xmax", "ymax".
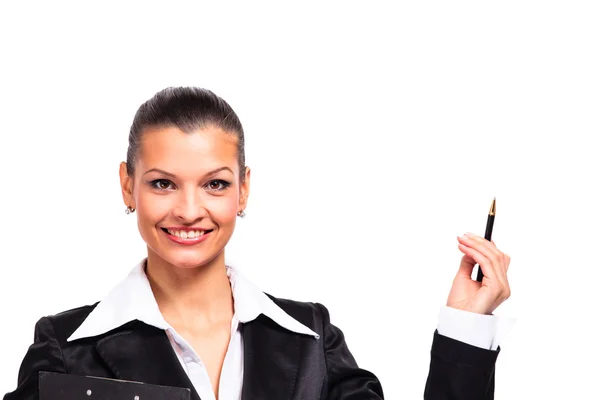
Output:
[{"xmin": 1, "ymin": 1, "xmax": 599, "ymax": 398}]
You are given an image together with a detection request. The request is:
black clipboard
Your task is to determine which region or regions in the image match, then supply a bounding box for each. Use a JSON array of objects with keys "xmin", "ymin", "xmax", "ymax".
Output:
[{"xmin": 39, "ymin": 371, "xmax": 191, "ymax": 400}]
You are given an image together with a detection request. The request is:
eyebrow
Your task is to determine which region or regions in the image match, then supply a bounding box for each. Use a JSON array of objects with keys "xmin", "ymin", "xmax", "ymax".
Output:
[{"xmin": 143, "ymin": 166, "xmax": 234, "ymax": 178}]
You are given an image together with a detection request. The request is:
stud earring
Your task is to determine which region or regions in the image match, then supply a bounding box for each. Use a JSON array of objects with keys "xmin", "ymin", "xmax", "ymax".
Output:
[
  {"xmin": 237, "ymin": 210, "xmax": 246, "ymax": 218},
  {"xmin": 125, "ymin": 206, "xmax": 135, "ymax": 214}
]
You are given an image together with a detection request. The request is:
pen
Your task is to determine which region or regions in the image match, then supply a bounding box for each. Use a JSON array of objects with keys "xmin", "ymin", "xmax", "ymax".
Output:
[{"xmin": 476, "ymin": 198, "xmax": 496, "ymax": 282}]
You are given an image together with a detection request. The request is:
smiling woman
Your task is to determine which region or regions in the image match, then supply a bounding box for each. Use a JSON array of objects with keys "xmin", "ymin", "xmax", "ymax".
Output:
[
  {"xmin": 119, "ymin": 123, "xmax": 247, "ymax": 270},
  {"xmin": 4, "ymin": 87, "xmax": 512, "ymax": 400}
]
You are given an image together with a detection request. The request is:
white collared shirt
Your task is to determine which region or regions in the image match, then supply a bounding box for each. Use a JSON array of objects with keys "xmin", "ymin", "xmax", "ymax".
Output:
[
  {"xmin": 68, "ymin": 260, "xmax": 511, "ymax": 400},
  {"xmin": 68, "ymin": 260, "xmax": 318, "ymax": 400}
]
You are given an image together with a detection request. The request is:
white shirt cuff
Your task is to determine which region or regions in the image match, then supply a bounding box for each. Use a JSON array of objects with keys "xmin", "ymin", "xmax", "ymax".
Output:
[{"xmin": 437, "ymin": 306, "xmax": 516, "ymax": 351}]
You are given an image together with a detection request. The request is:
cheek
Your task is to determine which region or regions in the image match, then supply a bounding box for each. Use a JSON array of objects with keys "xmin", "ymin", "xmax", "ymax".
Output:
[
  {"xmin": 134, "ymin": 187, "xmax": 239, "ymax": 226},
  {"xmin": 135, "ymin": 190, "xmax": 172, "ymax": 224},
  {"xmin": 211, "ymin": 195, "xmax": 239, "ymax": 223}
]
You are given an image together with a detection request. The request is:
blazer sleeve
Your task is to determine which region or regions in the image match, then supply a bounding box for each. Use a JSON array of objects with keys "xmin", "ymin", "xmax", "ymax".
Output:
[
  {"xmin": 317, "ymin": 303, "xmax": 385, "ymax": 400},
  {"xmin": 3, "ymin": 317, "xmax": 67, "ymax": 400},
  {"xmin": 424, "ymin": 330, "xmax": 499, "ymax": 400}
]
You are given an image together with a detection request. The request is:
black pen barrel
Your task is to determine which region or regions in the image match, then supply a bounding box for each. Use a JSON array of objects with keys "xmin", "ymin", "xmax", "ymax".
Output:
[
  {"xmin": 476, "ymin": 214, "xmax": 495, "ymax": 282},
  {"xmin": 484, "ymin": 214, "xmax": 495, "ymax": 241}
]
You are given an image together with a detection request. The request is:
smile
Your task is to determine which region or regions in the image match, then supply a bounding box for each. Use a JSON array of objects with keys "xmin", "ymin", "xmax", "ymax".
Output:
[
  {"xmin": 161, "ymin": 228, "xmax": 214, "ymax": 245},
  {"xmin": 166, "ymin": 229, "xmax": 209, "ymax": 238}
]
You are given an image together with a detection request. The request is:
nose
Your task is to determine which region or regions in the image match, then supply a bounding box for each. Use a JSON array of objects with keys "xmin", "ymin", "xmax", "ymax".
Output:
[{"xmin": 172, "ymin": 187, "xmax": 209, "ymax": 222}]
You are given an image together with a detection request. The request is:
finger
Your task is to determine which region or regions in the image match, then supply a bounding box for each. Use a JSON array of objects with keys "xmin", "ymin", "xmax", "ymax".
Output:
[
  {"xmin": 471, "ymin": 235, "xmax": 510, "ymax": 280},
  {"xmin": 503, "ymin": 254, "xmax": 512, "ymax": 299},
  {"xmin": 457, "ymin": 242, "xmax": 497, "ymax": 281},
  {"xmin": 463, "ymin": 233, "xmax": 504, "ymax": 265},
  {"xmin": 460, "ymin": 234, "xmax": 511, "ymax": 301},
  {"xmin": 459, "ymin": 233, "xmax": 506, "ymax": 283},
  {"xmin": 458, "ymin": 239, "xmax": 510, "ymax": 301},
  {"xmin": 455, "ymin": 245, "xmax": 477, "ymax": 279},
  {"xmin": 503, "ymin": 253, "xmax": 511, "ymax": 272}
]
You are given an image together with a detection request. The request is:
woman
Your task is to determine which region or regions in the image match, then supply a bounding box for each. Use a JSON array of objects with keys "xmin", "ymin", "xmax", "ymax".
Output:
[{"xmin": 4, "ymin": 87, "xmax": 511, "ymax": 400}]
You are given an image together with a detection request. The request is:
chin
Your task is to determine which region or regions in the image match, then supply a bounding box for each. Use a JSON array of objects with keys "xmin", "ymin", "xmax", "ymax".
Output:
[
  {"xmin": 164, "ymin": 254, "xmax": 209, "ymax": 269},
  {"xmin": 162, "ymin": 248, "xmax": 224, "ymax": 270}
]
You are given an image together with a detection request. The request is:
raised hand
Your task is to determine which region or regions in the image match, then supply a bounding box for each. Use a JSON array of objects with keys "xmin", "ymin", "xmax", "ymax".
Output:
[{"xmin": 446, "ymin": 233, "xmax": 511, "ymax": 315}]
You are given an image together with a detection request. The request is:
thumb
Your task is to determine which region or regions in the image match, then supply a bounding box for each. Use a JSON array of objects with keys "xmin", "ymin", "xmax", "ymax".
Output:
[{"xmin": 456, "ymin": 254, "xmax": 476, "ymax": 279}]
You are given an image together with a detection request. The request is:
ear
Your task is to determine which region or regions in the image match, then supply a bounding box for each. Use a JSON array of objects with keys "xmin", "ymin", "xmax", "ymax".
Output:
[
  {"xmin": 239, "ymin": 166, "xmax": 251, "ymax": 211},
  {"xmin": 119, "ymin": 162, "xmax": 135, "ymax": 209}
]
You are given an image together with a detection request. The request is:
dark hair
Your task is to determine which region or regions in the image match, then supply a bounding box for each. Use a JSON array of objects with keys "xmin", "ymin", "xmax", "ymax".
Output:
[{"xmin": 126, "ymin": 87, "xmax": 246, "ymax": 181}]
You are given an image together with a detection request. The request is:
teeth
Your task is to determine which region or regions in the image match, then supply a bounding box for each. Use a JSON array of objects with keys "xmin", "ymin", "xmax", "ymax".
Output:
[{"xmin": 167, "ymin": 229, "xmax": 205, "ymax": 239}]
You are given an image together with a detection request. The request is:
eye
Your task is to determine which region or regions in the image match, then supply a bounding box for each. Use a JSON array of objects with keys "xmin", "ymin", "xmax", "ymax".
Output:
[
  {"xmin": 206, "ymin": 180, "xmax": 231, "ymax": 191},
  {"xmin": 149, "ymin": 179, "xmax": 175, "ymax": 191}
]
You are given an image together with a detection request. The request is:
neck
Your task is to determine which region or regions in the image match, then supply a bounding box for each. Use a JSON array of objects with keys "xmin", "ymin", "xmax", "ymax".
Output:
[{"xmin": 145, "ymin": 250, "xmax": 234, "ymax": 328}]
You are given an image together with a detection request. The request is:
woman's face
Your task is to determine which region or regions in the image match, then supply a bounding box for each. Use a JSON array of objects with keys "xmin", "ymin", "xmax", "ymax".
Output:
[{"xmin": 119, "ymin": 125, "xmax": 250, "ymax": 269}]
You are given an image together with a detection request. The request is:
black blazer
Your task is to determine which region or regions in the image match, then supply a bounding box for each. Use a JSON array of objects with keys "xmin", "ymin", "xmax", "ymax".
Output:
[{"xmin": 4, "ymin": 296, "xmax": 500, "ymax": 400}]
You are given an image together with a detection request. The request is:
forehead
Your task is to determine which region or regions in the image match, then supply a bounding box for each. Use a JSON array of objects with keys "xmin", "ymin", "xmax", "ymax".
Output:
[{"xmin": 138, "ymin": 125, "xmax": 238, "ymax": 173}]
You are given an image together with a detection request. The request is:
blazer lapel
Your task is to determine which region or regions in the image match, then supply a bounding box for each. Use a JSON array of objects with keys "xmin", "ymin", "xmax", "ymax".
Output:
[
  {"xmin": 241, "ymin": 315, "xmax": 303, "ymax": 400},
  {"xmin": 95, "ymin": 321, "xmax": 201, "ymax": 400}
]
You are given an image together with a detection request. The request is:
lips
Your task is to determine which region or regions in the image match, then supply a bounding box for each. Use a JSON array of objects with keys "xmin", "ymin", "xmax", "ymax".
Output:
[
  {"xmin": 162, "ymin": 228, "xmax": 212, "ymax": 239},
  {"xmin": 161, "ymin": 227, "xmax": 214, "ymax": 245}
]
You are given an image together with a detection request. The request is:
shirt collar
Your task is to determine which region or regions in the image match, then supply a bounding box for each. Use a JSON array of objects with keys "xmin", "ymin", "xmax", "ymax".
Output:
[{"xmin": 67, "ymin": 259, "xmax": 319, "ymax": 342}]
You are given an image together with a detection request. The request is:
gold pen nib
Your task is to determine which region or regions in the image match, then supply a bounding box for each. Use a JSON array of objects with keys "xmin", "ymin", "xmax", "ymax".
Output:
[{"xmin": 489, "ymin": 197, "xmax": 496, "ymax": 216}]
